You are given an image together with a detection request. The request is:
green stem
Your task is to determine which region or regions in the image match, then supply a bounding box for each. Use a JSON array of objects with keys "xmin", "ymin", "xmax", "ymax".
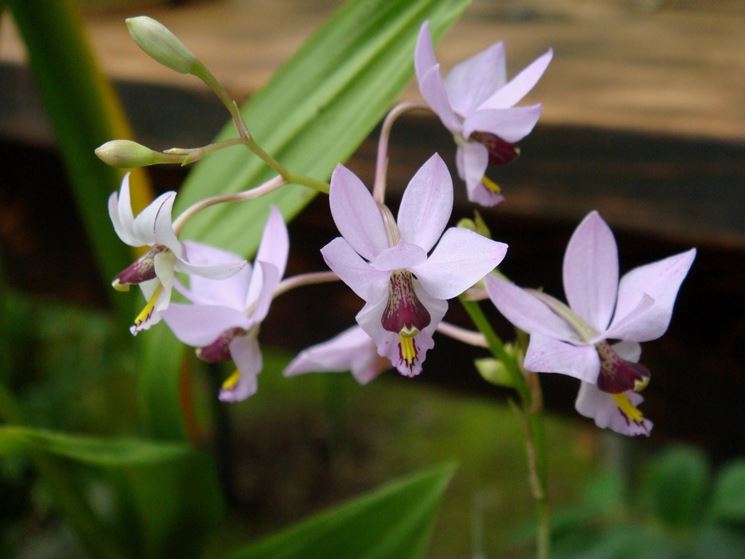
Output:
[
  {"xmin": 193, "ymin": 64, "xmax": 329, "ymax": 194},
  {"xmin": 461, "ymin": 297, "xmax": 551, "ymax": 559}
]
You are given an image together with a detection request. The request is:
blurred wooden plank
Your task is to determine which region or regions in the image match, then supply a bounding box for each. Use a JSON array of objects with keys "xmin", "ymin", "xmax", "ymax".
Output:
[{"xmin": 1, "ymin": 0, "xmax": 744, "ymax": 141}]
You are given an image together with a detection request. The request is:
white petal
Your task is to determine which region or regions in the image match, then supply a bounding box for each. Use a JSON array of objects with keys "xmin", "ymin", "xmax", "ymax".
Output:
[
  {"xmin": 485, "ymin": 275, "xmax": 579, "ymax": 341},
  {"xmin": 444, "ymin": 41, "xmax": 506, "ymax": 116},
  {"xmin": 524, "ymin": 333, "xmax": 600, "ymax": 383},
  {"xmin": 396, "ymin": 154, "xmax": 453, "ymax": 252},
  {"xmin": 412, "ymin": 228, "xmax": 507, "ymax": 300},
  {"xmin": 612, "ymin": 340, "xmax": 642, "ymax": 362},
  {"xmin": 180, "ymin": 241, "xmax": 251, "ymax": 308},
  {"xmin": 563, "ymin": 211, "xmax": 619, "ymax": 332},
  {"xmin": 133, "ymin": 191, "xmax": 176, "ymax": 248},
  {"xmin": 220, "ymin": 335, "xmax": 262, "ymax": 402},
  {"xmin": 163, "ymin": 303, "xmax": 250, "ymax": 347},
  {"xmin": 329, "ymin": 164, "xmax": 389, "ymax": 260},
  {"xmin": 109, "ymin": 176, "xmax": 140, "ymax": 246},
  {"xmin": 175, "ymin": 254, "xmax": 247, "ymax": 282},
  {"xmin": 115, "ymin": 174, "xmax": 142, "ymax": 244},
  {"xmin": 606, "ymin": 249, "xmax": 696, "ymax": 342},
  {"xmin": 321, "ymin": 237, "xmax": 389, "ymax": 302},
  {"xmin": 463, "ymin": 105, "xmax": 543, "ymax": 144},
  {"xmin": 478, "ymin": 49, "xmax": 553, "ymax": 110}
]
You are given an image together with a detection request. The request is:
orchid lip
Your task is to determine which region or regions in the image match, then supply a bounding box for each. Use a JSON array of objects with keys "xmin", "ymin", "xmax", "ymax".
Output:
[
  {"xmin": 113, "ymin": 245, "xmax": 167, "ymax": 287},
  {"xmin": 470, "ymin": 131, "xmax": 520, "ymax": 166},
  {"xmin": 595, "ymin": 341, "xmax": 651, "ymax": 394},
  {"xmin": 381, "ymin": 271, "xmax": 431, "ymax": 335},
  {"xmin": 196, "ymin": 327, "xmax": 247, "ymax": 363}
]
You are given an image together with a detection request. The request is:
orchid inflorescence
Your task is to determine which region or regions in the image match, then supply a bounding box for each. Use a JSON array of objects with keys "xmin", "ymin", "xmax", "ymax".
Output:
[{"xmin": 100, "ymin": 16, "xmax": 695, "ymax": 441}]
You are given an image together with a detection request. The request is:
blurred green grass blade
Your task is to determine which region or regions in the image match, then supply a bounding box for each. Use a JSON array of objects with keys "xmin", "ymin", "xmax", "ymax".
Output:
[
  {"xmin": 5, "ymin": 0, "xmax": 137, "ymax": 322},
  {"xmin": 176, "ymin": 0, "xmax": 469, "ymax": 253},
  {"xmin": 0, "ymin": 425, "xmax": 192, "ymax": 465},
  {"xmin": 138, "ymin": 0, "xmax": 469, "ymax": 440},
  {"xmin": 226, "ymin": 463, "xmax": 455, "ymax": 559}
]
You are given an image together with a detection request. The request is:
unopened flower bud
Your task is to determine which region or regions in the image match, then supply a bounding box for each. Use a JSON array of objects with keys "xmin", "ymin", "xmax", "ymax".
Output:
[
  {"xmin": 457, "ymin": 210, "xmax": 492, "ymax": 238},
  {"xmin": 96, "ymin": 140, "xmax": 174, "ymax": 168},
  {"xmin": 126, "ymin": 16, "xmax": 200, "ymax": 74}
]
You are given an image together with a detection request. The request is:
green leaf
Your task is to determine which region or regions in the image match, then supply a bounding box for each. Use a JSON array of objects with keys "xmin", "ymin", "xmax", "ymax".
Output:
[
  {"xmin": 638, "ymin": 446, "xmax": 710, "ymax": 530},
  {"xmin": 176, "ymin": 0, "xmax": 469, "ymax": 253},
  {"xmin": 5, "ymin": 0, "xmax": 142, "ymax": 323},
  {"xmin": 0, "ymin": 425, "xmax": 191, "ymax": 466},
  {"xmin": 225, "ymin": 463, "xmax": 455, "ymax": 559},
  {"xmin": 137, "ymin": 0, "xmax": 469, "ymax": 439},
  {"xmin": 709, "ymin": 460, "xmax": 745, "ymax": 524}
]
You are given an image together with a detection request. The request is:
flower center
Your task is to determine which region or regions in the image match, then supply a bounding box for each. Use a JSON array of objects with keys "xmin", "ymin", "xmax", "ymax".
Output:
[
  {"xmin": 112, "ymin": 245, "xmax": 167, "ymax": 291},
  {"xmin": 595, "ymin": 341, "xmax": 651, "ymax": 394},
  {"xmin": 470, "ymin": 131, "xmax": 520, "ymax": 166},
  {"xmin": 381, "ymin": 271, "xmax": 431, "ymax": 371},
  {"xmin": 196, "ymin": 327, "xmax": 247, "ymax": 363}
]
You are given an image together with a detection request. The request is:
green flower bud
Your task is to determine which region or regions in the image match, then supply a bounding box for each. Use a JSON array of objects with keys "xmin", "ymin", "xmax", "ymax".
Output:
[
  {"xmin": 126, "ymin": 16, "xmax": 199, "ymax": 74},
  {"xmin": 457, "ymin": 210, "xmax": 492, "ymax": 238},
  {"xmin": 95, "ymin": 140, "xmax": 174, "ymax": 168}
]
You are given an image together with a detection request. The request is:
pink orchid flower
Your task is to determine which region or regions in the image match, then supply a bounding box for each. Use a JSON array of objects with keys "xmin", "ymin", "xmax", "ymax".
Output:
[
  {"xmin": 284, "ymin": 326, "xmax": 388, "ymax": 385},
  {"xmin": 162, "ymin": 207, "xmax": 289, "ymax": 402},
  {"xmin": 109, "ymin": 174, "xmax": 246, "ymax": 334},
  {"xmin": 415, "ymin": 21, "xmax": 552, "ymax": 207},
  {"xmin": 486, "ymin": 211, "xmax": 696, "ymax": 436},
  {"xmin": 322, "ymin": 153, "xmax": 507, "ymax": 377}
]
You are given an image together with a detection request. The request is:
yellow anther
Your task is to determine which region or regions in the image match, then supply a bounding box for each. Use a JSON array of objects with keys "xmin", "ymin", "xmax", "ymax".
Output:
[
  {"xmin": 399, "ymin": 334, "xmax": 416, "ymax": 366},
  {"xmin": 481, "ymin": 176, "xmax": 502, "ymax": 193},
  {"xmin": 634, "ymin": 376, "xmax": 650, "ymax": 393},
  {"xmin": 611, "ymin": 393, "xmax": 644, "ymax": 423},
  {"xmin": 222, "ymin": 370, "xmax": 241, "ymax": 390},
  {"xmin": 133, "ymin": 284, "xmax": 163, "ymax": 327}
]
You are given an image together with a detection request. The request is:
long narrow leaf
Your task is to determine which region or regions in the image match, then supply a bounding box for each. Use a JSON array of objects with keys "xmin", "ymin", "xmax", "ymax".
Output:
[
  {"xmin": 137, "ymin": 0, "xmax": 469, "ymax": 439},
  {"xmin": 6, "ymin": 0, "xmax": 151, "ymax": 323},
  {"xmin": 0, "ymin": 425, "xmax": 191, "ymax": 465},
  {"xmin": 226, "ymin": 464, "xmax": 456, "ymax": 559}
]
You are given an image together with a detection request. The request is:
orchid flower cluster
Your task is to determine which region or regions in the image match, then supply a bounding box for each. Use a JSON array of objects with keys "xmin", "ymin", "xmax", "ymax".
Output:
[{"xmin": 100, "ymin": 16, "xmax": 695, "ymax": 439}]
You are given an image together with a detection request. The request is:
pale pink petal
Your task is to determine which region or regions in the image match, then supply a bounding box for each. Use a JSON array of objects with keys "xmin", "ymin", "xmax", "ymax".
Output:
[
  {"xmin": 329, "ymin": 165, "xmax": 388, "ymax": 261},
  {"xmin": 284, "ymin": 326, "xmax": 386, "ymax": 385},
  {"xmin": 220, "ymin": 335, "xmax": 262, "ymax": 402},
  {"xmin": 478, "ymin": 49, "xmax": 553, "ymax": 110},
  {"xmin": 419, "ymin": 65, "xmax": 462, "ymax": 134},
  {"xmin": 180, "ymin": 241, "xmax": 250, "ymax": 308},
  {"xmin": 524, "ymin": 333, "xmax": 600, "ymax": 383},
  {"xmin": 133, "ymin": 191, "xmax": 176, "ymax": 247},
  {"xmin": 485, "ymin": 275, "xmax": 579, "ymax": 341},
  {"xmin": 412, "ymin": 228, "xmax": 507, "ymax": 300},
  {"xmin": 463, "ymin": 104, "xmax": 543, "ymax": 144},
  {"xmin": 163, "ymin": 303, "xmax": 250, "ymax": 347},
  {"xmin": 612, "ymin": 340, "xmax": 642, "ymax": 362},
  {"xmin": 321, "ymin": 237, "xmax": 389, "ymax": 302},
  {"xmin": 607, "ymin": 249, "xmax": 696, "ymax": 342},
  {"xmin": 458, "ymin": 142, "xmax": 503, "ymax": 207},
  {"xmin": 575, "ymin": 382, "xmax": 653, "ymax": 437},
  {"xmin": 444, "ymin": 41, "xmax": 507, "ymax": 116},
  {"xmin": 563, "ymin": 211, "xmax": 619, "ymax": 332},
  {"xmin": 246, "ymin": 261, "xmax": 280, "ymax": 323},
  {"xmin": 602, "ymin": 294, "xmax": 655, "ymax": 342},
  {"xmin": 414, "ymin": 21, "xmax": 438, "ymax": 83},
  {"xmin": 255, "ymin": 206, "xmax": 289, "ymax": 280},
  {"xmin": 397, "ymin": 154, "xmax": 453, "ymax": 252},
  {"xmin": 370, "ymin": 242, "xmax": 427, "ymax": 272}
]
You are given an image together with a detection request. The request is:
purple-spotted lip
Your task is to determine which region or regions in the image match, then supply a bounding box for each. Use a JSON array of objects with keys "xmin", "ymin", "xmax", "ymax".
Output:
[
  {"xmin": 381, "ymin": 271, "xmax": 431, "ymax": 334},
  {"xmin": 470, "ymin": 131, "xmax": 520, "ymax": 166},
  {"xmin": 196, "ymin": 327, "xmax": 247, "ymax": 363},
  {"xmin": 113, "ymin": 245, "xmax": 167, "ymax": 286},
  {"xmin": 595, "ymin": 341, "xmax": 651, "ymax": 394}
]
